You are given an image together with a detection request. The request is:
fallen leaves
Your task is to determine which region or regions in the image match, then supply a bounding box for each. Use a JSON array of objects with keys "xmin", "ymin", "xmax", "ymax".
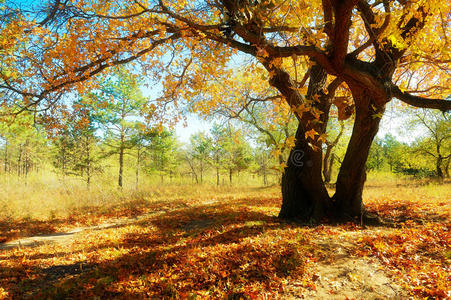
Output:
[{"xmin": 0, "ymin": 182, "xmax": 449, "ymax": 299}]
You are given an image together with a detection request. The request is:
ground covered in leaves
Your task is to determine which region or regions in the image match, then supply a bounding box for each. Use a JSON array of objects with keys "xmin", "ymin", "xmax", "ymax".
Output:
[{"xmin": 0, "ymin": 180, "xmax": 449, "ymax": 299}]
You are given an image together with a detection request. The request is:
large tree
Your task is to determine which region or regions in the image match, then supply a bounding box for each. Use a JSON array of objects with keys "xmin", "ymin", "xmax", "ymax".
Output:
[{"xmin": 1, "ymin": 0, "xmax": 450, "ymax": 223}]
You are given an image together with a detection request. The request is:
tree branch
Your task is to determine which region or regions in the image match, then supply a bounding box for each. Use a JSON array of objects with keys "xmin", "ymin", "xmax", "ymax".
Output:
[{"xmin": 391, "ymin": 84, "xmax": 451, "ymax": 111}]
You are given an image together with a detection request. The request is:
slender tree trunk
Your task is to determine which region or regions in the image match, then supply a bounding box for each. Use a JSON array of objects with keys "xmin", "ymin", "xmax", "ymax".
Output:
[
  {"xmin": 216, "ymin": 166, "xmax": 220, "ymax": 186},
  {"xmin": 324, "ymin": 153, "xmax": 335, "ymax": 184},
  {"xmin": 4, "ymin": 138, "xmax": 8, "ymax": 173},
  {"xmin": 86, "ymin": 137, "xmax": 91, "ymax": 188},
  {"xmin": 333, "ymin": 88, "xmax": 385, "ymax": 220},
  {"xmin": 200, "ymin": 161, "xmax": 203, "ymax": 184},
  {"xmin": 329, "ymin": 154, "xmax": 335, "ymax": 179},
  {"xmin": 445, "ymin": 158, "xmax": 450, "ymax": 178},
  {"xmin": 323, "ymin": 145, "xmax": 332, "ymax": 183},
  {"xmin": 136, "ymin": 148, "xmax": 140, "ymax": 189},
  {"xmin": 61, "ymin": 145, "xmax": 66, "ymax": 178},
  {"xmin": 17, "ymin": 145, "xmax": 22, "ymax": 177},
  {"xmin": 229, "ymin": 168, "xmax": 232, "ymax": 184},
  {"xmin": 118, "ymin": 130, "xmax": 125, "ymax": 188}
]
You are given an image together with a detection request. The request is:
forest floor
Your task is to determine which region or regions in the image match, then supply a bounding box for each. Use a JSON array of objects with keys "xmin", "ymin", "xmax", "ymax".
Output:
[{"xmin": 0, "ymin": 179, "xmax": 449, "ymax": 299}]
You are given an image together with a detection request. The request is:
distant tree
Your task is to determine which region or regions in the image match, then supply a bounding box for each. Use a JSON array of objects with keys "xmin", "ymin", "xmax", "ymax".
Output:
[
  {"xmin": 253, "ymin": 145, "xmax": 274, "ymax": 186},
  {"xmin": 221, "ymin": 125, "xmax": 252, "ymax": 184},
  {"xmin": 90, "ymin": 67, "xmax": 149, "ymax": 188},
  {"xmin": 0, "ymin": 113, "xmax": 47, "ymax": 178},
  {"xmin": 210, "ymin": 124, "xmax": 227, "ymax": 186},
  {"xmin": 147, "ymin": 130, "xmax": 180, "ymax": 183},
  {"xmin": 367, "ymin": 138, "xmax": 385, "ymax": 172},
  {"xmin": 410, "ymin": 110, "xmax": 450, "ymax": 180},
  {"xmin": 187, "ymin": 132, "xmax": 212, "ymax": 184},
  {"xmin": 129, "ymin": 126, "xmax": 158, "ymax": 189}
]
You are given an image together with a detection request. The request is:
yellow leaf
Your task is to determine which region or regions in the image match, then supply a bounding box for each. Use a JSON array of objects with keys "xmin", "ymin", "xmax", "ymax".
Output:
[
  {"xmin": 317, "ymin": 134, "xmax": 327, "ymax": 143},
  {"xmin": 305, "ymin": 129, "xmax": 318, "ymax": 140}
]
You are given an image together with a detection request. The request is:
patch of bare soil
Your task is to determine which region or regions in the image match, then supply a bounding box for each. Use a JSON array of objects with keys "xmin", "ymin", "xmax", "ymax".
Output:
[{"xmin": 284, "ymin": 231, "xmax": 407, "ymax": 299}]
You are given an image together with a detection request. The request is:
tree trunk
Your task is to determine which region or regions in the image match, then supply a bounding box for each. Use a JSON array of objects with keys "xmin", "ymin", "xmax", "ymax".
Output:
[
  {"xmin": 136, "ymin": 148, "xmax": 140, "ymax": 189},
  {"xmin": 86, "ymin": 137, "xmax": 91, "ymax": 188},
  {"xmin": 4, "ymin": 138, "xmax": 8, "ymax": 173},
  {"xmin": 17, "ymin": 145, "xmax": 22, "ymax": 177},
  {"xmin": 271, "ymin": 64, "xmax": 332, "ymax": 222},
  {"xmin": 323, "ymin": 145, "xmax": 332, "ymax": 183},
  {"xmin": 279, "ymin": 125, "xmax": 331, "ymax": 222},
  {"xmin": 216, "ymin": 166, "xmax": 220, "ymax": 186},
  {"xmin": 200, "ymin": 160, "xmax": 203, "ymax": 184},
  {"xmin": 333, "ymin": 88, "xmax": 385, "ymax": 220},
  {"xmin": 118, "ymin": 132, "xmax": 124, "ymax": 188},
  {"xmin": 445, "ymin": 158, "xmax": 450, "ymax": 178},
  {"xmin": 229, "ymin": 168, "xmax": 232, "ymax": 184},
  {"xmin": 436, "ymin": 155, "xmax": 444, "ymax": 180},
  {"xmin": 324, "ymin": 153, "xmax": 335, "ymax": 184}
]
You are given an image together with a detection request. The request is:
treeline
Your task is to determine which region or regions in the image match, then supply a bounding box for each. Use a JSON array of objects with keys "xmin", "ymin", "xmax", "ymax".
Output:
[
  {"xmin": 0, "ymin": 68, "xmax": 449, "ymax": 186},
  {"xmin": 0, "ymin": 113, "xmax": 282, "ymax": 187},
  {"xmin": 367, "ymin": 110, "xmax": 450, "ymax": 180},
  {"xmin": 1, "ymin": 109, "xmax": 448, "ymax": 190}
]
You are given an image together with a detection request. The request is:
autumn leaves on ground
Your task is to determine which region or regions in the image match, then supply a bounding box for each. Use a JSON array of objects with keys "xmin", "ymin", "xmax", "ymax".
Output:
[{"xmin": 0, "ymin": 176, "xmax": 449, "ymax": 299}]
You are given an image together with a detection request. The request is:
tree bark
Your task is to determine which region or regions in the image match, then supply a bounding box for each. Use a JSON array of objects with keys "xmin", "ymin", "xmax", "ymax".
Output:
[
  {"xmin": 279, "ymin": 125, "xmax": 331, "ymax": 222},
  {"xmin": 118, "ymin": 131, "xmax": 125, "ymax": 188},
  {"xmin": 436, "ymin": 154, "xmax": 444, "ymax": 180},
  {"xmin": 445, "ymin": 158, "xmax": 450, "ymax": 178},
  {"xmin": 216, "ymin": 166, "xmax": 220, "ymax": 186},
  {"xmin": 136, "ymin": 147, "xmax": 141, "ymax": 189},
  {"xmin": 278, "ymin": 65, "xmax": 332, "ymax": 222},
  {"xmin": 4, "ymin": 138, "xmax": 8, "ymax": 173},
  {"xmin": 333, "ymin": 87, "xmax": 385, "ymax": 220},
  {"xmin": 324, "ymin": 153, "xmax": 335, "ymax": 184},
  {"xmin": 86, "ymin": 136, "xmax": 91, "ymax": 188},
  {"xmin": 17, "ymin": 144, "xmax": 22, "ymax": 177}
]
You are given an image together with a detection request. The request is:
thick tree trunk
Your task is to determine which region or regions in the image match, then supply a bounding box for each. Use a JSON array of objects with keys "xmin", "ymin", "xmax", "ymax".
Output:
[
  {"xmin": 271, "ymin": 64, "xmax": 332, "ymax": 222},
  {"xmin": 279, "ymin": 125, "xmax": 331, "ymax": 222},
  {"xmin": 333, "ymin": 88, "xmax": 385, "ymax": 220}
]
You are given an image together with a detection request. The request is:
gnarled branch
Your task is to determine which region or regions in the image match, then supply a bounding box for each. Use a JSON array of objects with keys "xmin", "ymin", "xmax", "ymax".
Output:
[{"xmin": 391, "ymin": 84, "xmax": 451, "ymax": 111}]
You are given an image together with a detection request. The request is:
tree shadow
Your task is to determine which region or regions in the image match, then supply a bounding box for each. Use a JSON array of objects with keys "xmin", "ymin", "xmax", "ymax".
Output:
[
  {"xmin": 365, "ymin": 200, "xmax": 449, "ymax": 225},
  {"xmin": 1, "ymin": 200, "xmax": 309, "ymax": 299}
]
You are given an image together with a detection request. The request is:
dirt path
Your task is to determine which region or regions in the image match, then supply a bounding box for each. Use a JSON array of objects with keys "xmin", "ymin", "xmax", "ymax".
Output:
[{"xmin": 0, "ymin": 210, "xmax": 166, "ymax": 250}]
